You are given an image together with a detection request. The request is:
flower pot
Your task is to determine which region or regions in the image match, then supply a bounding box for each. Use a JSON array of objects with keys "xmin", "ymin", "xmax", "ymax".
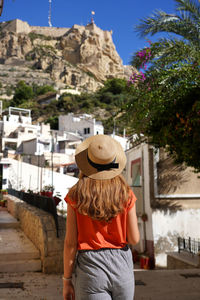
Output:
[
  {"xmin": 140, "ymin": 256, "xmax": 149, "ymax": 269},
  {"xmin": 45, "ymin": 191, "xmax": 53, "ymax": 198},
  {"xmin": 0, "ymin": 201, "xmax": 6, "ymax": 207}
]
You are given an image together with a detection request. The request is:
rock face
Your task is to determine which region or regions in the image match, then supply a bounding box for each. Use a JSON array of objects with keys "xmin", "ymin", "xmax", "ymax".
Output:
[
  {"xmin": 60, "ymin": 23, "xmax": 124, "ymax": 81},
  {"xmin": 0, "ymin": 19, "xmax": 135, "ymax": 92}
]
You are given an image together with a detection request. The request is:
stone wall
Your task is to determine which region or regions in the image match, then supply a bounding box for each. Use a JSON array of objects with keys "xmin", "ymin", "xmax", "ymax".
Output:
[
  {"xmin": 31, "ymin": 26, "xmax": 70, "ymax": 37},
  {"xmin": 1, "ymin": 19, "xmax": 70, "ymax": 37},
  {"xmin": 6, "ymin": 195, "xmax": 66, "ymax": 274},
  {"xmin": 0, "ymin": 19, "xmax": 31, "ymax": 34}
]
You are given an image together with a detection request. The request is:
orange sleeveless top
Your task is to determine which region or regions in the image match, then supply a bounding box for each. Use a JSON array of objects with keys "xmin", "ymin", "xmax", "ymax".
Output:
[{"xmin": 64, "ymin": 189, "xmax": 136, "ymax": 250}]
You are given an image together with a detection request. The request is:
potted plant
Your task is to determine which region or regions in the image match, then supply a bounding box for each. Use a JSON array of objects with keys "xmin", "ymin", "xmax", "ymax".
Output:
[
  {"xmin": 0, "ymin": 199, "xmax": 7, "ymax": 207},
  {"xmin": 27, "ymin": 189, "xmax": 34, "ymax": 194},
  {"xmin": 41, "ymin": 185, "xmax": 54, "ymax": 197},
  {"xmin": 1, "ymin": 189, "xmax": 8, "ymax": 195}
]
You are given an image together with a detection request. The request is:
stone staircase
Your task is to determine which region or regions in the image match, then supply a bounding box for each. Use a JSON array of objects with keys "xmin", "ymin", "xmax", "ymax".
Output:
[{"xmin": 0, "ymin": 210, "xmax": 42, "ymax": 273}]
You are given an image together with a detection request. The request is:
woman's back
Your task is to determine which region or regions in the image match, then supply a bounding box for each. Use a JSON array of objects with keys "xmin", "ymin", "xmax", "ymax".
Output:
[
  {"xmin": 63, "ymin": 135, "xmax": 140, "ymax": 300},
  {"xmin": 65, "ymin": 184, "xmax": 136, "ymax": 250}
]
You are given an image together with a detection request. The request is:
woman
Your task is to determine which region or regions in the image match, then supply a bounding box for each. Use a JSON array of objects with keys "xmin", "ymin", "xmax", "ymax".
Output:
[{"xmin": 63, "ymin": 134, "xmax": 140, "ymax": 300}]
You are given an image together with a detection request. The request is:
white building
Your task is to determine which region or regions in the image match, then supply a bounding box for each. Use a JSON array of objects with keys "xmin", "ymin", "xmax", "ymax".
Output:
[
  {"xmin": 56, "ymin": 88, "xmax": 81, "ymax": 99},
  {"xmin": 22, "ymin": 137, "xmax": 52, "ymax": 155},
  {"xmin": 59, "ymin": 113, "xmax": 104, "ymax": 138},
  {"xmin": 110, "ymin": 133, "xmax": 128, "ymax": 151},
  {"xmin": 0, "ymin": 107, "xmax": 41, "ymax": 152},
  {"xmin": 0, "ymin": 106, "xmax": 86, "ymax": 191},
  {"xmin": 56, "ymin": 131, "xmax": 83, "ymax": 154},
  {"xmin": 21, "ymin": 131, "xmax": 83, "ymax": 170}
]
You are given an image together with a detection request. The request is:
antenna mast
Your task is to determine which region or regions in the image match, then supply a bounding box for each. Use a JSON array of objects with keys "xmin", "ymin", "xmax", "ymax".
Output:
[{"xmin": 48, "ymin": 0, "xmax": 52, "ymax": 27}]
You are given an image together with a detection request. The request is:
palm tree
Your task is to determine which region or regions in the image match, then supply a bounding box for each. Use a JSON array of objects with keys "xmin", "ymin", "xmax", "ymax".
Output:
[{"xmin": 132, "ymin": 0, "xmax": 200, "ymax": 69}]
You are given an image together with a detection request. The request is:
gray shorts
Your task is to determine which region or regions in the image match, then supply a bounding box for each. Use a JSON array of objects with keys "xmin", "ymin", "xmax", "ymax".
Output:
[{"xmin": 73, "ymin": 246, "xmax": 134, "ymax": 300}]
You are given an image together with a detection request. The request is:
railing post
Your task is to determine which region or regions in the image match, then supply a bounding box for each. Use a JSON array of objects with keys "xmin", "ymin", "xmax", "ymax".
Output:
[
  {"xmin": 183, "ymin": 238, "xmax": 185, "ymax": 250},
  {"xmin": 178, "ymin": 237, "xmax": 180, "ymax": 253},
  {"xmin": 189, "ymin": 237, "xmax": 191, "ymax": 253}
]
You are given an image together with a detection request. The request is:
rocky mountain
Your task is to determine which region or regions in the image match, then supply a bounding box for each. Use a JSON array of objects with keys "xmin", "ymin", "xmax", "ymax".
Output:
[{"xmin": 0, "ymin": 19, "xmax": 135, "ymax": 94}]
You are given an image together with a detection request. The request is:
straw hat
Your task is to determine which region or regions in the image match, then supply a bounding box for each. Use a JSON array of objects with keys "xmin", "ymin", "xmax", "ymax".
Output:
[{"xmin": 75, "ymin": 134, "xmax": 126, "ymax": 180}]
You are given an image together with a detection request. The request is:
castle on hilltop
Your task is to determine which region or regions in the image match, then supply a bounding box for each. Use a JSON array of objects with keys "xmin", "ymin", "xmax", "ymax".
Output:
[{"xmin": 0, "ymin": 18, "xmax": 128, "ymax": 93}]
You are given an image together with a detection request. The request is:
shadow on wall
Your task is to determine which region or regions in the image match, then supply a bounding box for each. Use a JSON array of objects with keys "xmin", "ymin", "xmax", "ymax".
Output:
[
  {"xmin": 157, "ymin": 155, "xmax": 188, "ymax": 195},
  {"xmin": 151, "ymin": 199, "xmax": 183, "ymax": 214}
]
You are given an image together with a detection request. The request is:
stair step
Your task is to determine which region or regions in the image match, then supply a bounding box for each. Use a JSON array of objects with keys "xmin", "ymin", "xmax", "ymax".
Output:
[
  {"xmin": 0, "ymin": 211, "xmax": 19, "ymax": 229},
  {"xmin": 0, "ymin": 228, "xmax": 40, "ymax": 262},
  {"xmin": 0, "ymin": 259, "xmax": 42, "ymax": 273},
  {"xmin": 0, "ymin": 211, "xmax": 42, "ymax": 273},
  {"xmin": 0, "ymin": 221, "xmax": 20, "ymax": 229},
  {"xmin": 0, "ymin": 251, "xmax": 40, "ymax": 262}
]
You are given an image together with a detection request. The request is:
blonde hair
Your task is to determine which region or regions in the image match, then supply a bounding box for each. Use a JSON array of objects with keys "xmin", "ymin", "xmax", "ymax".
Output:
[{"xmin": 68, "ymin": 173, "xmax": 131, "ymax": 222}]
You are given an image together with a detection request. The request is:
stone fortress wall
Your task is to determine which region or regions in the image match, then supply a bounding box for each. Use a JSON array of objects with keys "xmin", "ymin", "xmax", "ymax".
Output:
[
  {"xmin": 0, "ymin": 18, "xmax": 113, "ymax": 39},
  {"xmin": 1, "ymin": 19, "xmax": 70, "ymax": 37}
]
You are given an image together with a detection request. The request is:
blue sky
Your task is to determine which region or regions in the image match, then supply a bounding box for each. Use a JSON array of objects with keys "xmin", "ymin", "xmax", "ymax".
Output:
[{"xmin": 1, "ymin": 0, "xmax": 180, "ymax": 65}]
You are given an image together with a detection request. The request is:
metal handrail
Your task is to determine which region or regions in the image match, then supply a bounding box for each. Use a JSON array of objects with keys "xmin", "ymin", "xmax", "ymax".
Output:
[
  {"xmin": 178, "ymin": 237, "xmax": 200, "ymax": 255},
  {"xmin": 7, "ymin": 188, "xmax": 59, "ymax": 237}
]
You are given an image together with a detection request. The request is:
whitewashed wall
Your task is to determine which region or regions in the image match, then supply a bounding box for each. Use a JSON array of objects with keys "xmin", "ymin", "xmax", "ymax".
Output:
[
  {"xmin": 152, "ymin": 209, "xmax": 200, "ymax": 267},
  {"xmin": 8, "ymin": 158, "xmax": 78, "ymax": 211}
]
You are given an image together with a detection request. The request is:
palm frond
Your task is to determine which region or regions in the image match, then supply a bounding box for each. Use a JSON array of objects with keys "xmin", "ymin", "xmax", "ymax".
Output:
[
  {"xmin": 135, "ymin": 0, "xmax": 200, "ymax": 46},
  {"xmin": 175, "ymin": 0, "xmax": 200, "ymax": 19},
  {"xmin": 135, "ymin": 10, "xmax": 180, "ymax": 37}
]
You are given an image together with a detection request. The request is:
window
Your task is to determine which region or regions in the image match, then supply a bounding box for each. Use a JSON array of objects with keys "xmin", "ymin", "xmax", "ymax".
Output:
[
  {"xmin": 43, "ymin": 143, "xmax": 50, "ymax": 151},
  {"xmin": 84, "ymin": 127, "xmax": 90, "ymax": 135},
  {"xmin": 59, "ymin": 141, "xmax": 65, "ymax": 150},
  {"xmin": 5, "ymin": 142, "xmax": 17, "ymax": 150},
  {"xmin": 131, "ymin": 158, "xmax": 142, "ymax": 187}
]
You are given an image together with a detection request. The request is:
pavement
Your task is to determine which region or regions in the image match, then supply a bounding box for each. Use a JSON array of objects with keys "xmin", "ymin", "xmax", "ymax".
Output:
[{"xmin": 0, "ymin": 268, "xmax": 200, "ymax": 300}]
